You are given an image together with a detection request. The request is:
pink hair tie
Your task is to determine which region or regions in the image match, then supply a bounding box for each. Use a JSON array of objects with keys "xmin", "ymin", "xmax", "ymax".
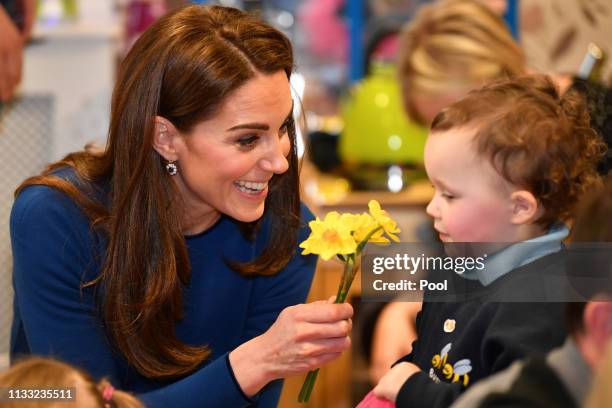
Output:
[{"xmin": 102, "ymin": 384, "xmax": 115, "ymax": 402}]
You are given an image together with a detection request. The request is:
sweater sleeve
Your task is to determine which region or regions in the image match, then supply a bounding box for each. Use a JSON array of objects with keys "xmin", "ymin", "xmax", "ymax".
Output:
[
  {"xmin": 236, "ymin": 204, "xmax": 318, "ymax": 405},
  {"xmin": 138, "ymin": 354, "xmax": 255, "ymax": 408},
  {"xmin": 10, "ymin": 185, "xmax": 121, "ymax": 381},
  {"xmin": 142, "ymin": 206, "xmax": 317, "ymax": 407},
  {"xmin": 396, "ymin": 371, "xmax": 463, "ymax": 408},
  {"xmin": 11, "ymin": 188, "xmax": 316, "ymax": 408},
  {"xmin": 140, "ymin": 205, "xmax": 317, "ymax": 407}
]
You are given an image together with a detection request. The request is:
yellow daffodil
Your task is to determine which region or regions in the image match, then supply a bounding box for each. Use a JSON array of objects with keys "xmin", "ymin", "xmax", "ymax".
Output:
[
  {"xmin": 368, "ymin": 199, "xmax": 401, "ymax": 242},
  {"xmin": 300, "ymin": 212, "xmax": 357, "ymax": 260},
  {"xmin": 348, "ymin": 213, "xmax": 388, "ymax": 244},
  {"xmin": 298, "ymin": 200, "xmax": 401, "ymax": 403}
]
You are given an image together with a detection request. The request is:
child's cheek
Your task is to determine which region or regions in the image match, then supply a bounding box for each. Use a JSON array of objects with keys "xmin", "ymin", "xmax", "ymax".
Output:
[
  {"xmin": 446, "ymin": 203, "xmax": 490, "ymax": 242},
  {"xmin": 452, "ymin": 202, "xmax": 507, "ymax": 242}
]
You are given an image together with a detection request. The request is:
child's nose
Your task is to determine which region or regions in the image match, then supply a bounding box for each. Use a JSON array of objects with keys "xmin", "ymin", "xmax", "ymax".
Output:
[{"xmin": 426, "ymin": 196, "xmax": 439, "ymax": 219}]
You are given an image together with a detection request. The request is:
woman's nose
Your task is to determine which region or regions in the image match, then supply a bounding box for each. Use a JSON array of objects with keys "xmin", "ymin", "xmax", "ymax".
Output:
[{"xmin": 260, "ymin": 137, "xmax": 290, "ymax": 174}]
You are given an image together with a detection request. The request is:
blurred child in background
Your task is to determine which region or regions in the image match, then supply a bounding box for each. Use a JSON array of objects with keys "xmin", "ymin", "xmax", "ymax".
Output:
[{"xmin": 0, "ymin": 357, "xmax": 143, "ymax": 408}]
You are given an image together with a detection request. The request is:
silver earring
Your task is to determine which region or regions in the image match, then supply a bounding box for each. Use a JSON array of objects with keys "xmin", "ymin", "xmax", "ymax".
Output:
[{"xmin": 166, "ymin": 161, "xmax": 178, "ymax": 176}]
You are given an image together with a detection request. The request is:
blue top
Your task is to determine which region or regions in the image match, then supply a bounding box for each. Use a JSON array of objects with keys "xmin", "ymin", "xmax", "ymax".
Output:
[{"xmin": 10, "ymin": 175, "xmax": 317, "ymax": 407}]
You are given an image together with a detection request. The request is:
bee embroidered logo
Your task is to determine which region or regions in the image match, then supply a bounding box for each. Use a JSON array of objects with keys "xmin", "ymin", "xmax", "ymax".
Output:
[{"xmin": 431, "ymin": 342, "xmax": 472, "ymax": 387}]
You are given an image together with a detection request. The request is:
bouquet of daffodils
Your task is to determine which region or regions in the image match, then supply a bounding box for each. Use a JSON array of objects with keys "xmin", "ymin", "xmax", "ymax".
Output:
[{"xmin": 298, "ymin": 200, "xmax": 400, "ymax": 403}]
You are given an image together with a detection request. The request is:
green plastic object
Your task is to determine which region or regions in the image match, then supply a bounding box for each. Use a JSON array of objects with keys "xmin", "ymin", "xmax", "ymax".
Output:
[{"xmin": 340, "ymin": 63, "xmax": 427, "ymax": 165}]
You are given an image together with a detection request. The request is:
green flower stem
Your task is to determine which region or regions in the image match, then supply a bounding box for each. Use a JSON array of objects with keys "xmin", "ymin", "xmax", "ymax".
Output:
[
  {"xmin": 298, "ymin": 225, "xmax": 382, "ymax": 403},
  {"xmin": 335, "ymin": 258, "xmax": 351, "ymax": 300},
  {"xmin": 357, "ymin": 226, "xmax": 383, "ymax": 253},
  {"xmin": 298, "ymin": 368, "xmax": 320, "ymax": 403},
  {"xmin": 298, "ymin": 218, "xmax": 396, "ymax": 402},
  {"xmin": 299, "ymin": 256, "xmax": 356, "ymax": 403}
]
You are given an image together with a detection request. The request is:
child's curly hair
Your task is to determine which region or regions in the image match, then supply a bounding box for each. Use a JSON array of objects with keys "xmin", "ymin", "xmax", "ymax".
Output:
[{"xmin": 431, "ymin": 74, "xmax": 606, "ymax": 228}]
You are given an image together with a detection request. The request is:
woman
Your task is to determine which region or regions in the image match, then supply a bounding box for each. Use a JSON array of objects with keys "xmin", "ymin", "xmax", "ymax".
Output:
[{"xmin": 9, "ymin": 5, "xmax": 352, "ymax": 407}]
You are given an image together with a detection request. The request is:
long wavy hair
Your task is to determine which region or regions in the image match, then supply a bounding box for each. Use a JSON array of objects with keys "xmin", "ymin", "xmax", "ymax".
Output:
[{"xmin": 15, "ymin": 5, "xmax": 300, "ymax": 379}]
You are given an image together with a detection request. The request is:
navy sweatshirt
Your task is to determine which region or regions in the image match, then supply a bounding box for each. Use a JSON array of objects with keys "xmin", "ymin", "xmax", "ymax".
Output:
[
  {"xmin": 395, "ymin": 253, "xmax": 569, "ymax": 408},
  {"xmin": 10, "ymin": 177, "xmax": 317, "ymax": 407}
]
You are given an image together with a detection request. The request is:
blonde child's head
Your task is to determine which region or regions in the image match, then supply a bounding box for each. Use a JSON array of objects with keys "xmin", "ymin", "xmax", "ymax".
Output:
[
  {"xmin": 398, "ymin": 0, "xmax": 525, "ymax": 125},
  {"xmin": 425, "ymin": 75, "xmax": 605, "ymax": 243},
  {"xmin": 0, "ymin": 357, "xmax": 143, "ymax": 408}
]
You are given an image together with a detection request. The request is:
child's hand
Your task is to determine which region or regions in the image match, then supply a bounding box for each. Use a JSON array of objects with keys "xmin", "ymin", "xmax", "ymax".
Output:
[{"xmin": 373, "ymin": 362, "xmax": 421, "ymax": 403}]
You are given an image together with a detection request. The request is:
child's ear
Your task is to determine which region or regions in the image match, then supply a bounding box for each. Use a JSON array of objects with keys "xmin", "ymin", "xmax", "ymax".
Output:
[
  {"xmin": 510, "ymin": 190, "xmax": 541, "ymax": 225},
  {"xmin": 583, "ymin": 302, "xmax": 612, "ymax": 352},
  {"xmin": 152, "ymin": 116, "xmax": 180, "ymax": 161}
]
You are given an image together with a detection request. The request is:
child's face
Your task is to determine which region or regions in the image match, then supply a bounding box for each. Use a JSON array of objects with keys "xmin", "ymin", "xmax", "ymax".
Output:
[{"xmin": 424, "ymin": 126, "xmax": 518, "ymax": 242}]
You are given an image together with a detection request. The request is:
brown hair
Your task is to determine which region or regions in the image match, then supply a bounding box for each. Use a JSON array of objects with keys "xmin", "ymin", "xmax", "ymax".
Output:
[
  {"xmin": 398, "ymin": 0, "xmax": 524, "ymax": 124},
  {"xmin": 0, "ymin": 357, "xmax": 143, "ymax": 408},
  {"xmin": 430, "ymin": 74, "xmax": 606, "ymax": 228},
  {"xmin": 15, "ymin": 5, "xmax": 299, "ymax": 379}
]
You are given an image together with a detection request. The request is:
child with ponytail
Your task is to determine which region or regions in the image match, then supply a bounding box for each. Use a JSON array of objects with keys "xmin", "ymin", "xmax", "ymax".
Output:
[{"xmin": 0, "ymin": 357, "xmax": 143, "ymax": 408}]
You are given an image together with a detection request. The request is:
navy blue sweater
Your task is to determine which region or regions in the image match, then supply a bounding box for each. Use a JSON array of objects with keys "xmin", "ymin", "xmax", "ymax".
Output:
[
  {"xmin": 395, "ymin": 253, "xmax": 568, "ymax": 408},
  {"xmin": 10, "ymin": 179, "xmax": 317, "ymax": 407}
]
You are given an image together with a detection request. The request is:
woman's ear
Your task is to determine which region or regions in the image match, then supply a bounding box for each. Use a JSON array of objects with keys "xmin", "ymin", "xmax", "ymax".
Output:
[
  {"xmin": 510, "ymin": 190, "xmax": 541, "ymax": 225},
  {"xmin": 152, "ymin": 116, "xmax": 179, "ymax": 161}
]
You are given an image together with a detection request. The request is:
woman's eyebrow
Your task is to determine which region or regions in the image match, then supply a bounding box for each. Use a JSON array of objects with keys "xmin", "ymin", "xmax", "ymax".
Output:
[
  {"xmin": 226, "ymin": 122, "xmax": 269, "ymax": 131},
  {"xmin": 226, "ymin": 102, "xmax": 294, "ymax": 132}
]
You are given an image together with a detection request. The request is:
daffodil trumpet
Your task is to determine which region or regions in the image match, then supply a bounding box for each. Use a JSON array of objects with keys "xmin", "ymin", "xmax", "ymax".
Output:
[{"xmin": 298, "ymin": 201, "xmax": 400, "ymax": 403}]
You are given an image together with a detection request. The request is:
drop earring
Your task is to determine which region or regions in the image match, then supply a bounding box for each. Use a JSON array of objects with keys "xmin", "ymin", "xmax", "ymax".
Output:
[{"xmin": 166, "ymin": 161, "xmax": 178, "ymax": 176}]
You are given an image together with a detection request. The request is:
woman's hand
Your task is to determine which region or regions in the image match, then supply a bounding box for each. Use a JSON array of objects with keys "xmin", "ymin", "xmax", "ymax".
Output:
[
  {"xmin": 229, "ymin": 299, "xmax": 353, "ymax": 396},
  {"xmin": 373, "ymin": 361, "xmax": 421, "ymax": 403}
]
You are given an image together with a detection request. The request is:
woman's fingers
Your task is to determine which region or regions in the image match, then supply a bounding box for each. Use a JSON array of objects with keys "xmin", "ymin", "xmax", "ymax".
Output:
[
  {"xmin": 306, "ymin": 351, "xmax": 344, "ymax": 369},
  {"xmin": 291, "ymin": 301, "xmax": 353, "ymax": 323},
  {"xmin": 297, "ymin": 319, "xmax": 352, "ymax": 340},
  {"xmin": 294, "ymin": 337, "xmax": 351, "ymax": 364}
]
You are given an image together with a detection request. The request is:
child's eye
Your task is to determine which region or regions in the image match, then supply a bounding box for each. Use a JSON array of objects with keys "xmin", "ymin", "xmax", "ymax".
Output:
[
  {"xmin": 237, "ymin": 135, "xmax": 259, "ymax": 148},
  {"xmin": 441, "ymin": 192, "xmax": 455, "ymax": 200}
]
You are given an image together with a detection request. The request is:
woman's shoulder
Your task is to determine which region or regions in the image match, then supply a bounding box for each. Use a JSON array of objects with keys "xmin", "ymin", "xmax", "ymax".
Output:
[{"xmin": 10, "ymin": 167, "xmax": 94, "ymax": 234}]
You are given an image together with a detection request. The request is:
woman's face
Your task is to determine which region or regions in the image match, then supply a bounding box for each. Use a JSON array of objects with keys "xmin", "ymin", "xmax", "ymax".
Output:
[{"xmin": 171, "ymin": 70, "xmax": 293, "ymax": 232}]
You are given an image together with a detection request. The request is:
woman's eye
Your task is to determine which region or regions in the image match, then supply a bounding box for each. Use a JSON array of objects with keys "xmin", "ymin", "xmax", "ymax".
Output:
[
  {"xmin": 237, "ymin": 135, "xmax": 259, "ymax": 147},
  {"xmin": 279, "ymin": 122, "xmax": 289, "ymax": 136}
]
